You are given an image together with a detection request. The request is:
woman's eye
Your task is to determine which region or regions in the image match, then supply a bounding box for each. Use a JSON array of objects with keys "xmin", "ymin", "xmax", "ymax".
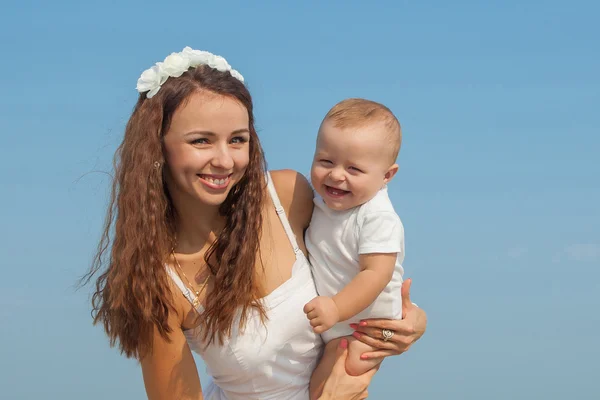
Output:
[
  {"xmin": 191, "ymin": 138, "xmax": 209, "ymax": 145},
  {"xmin": 231, "ymin": 136, "xmax": 248, "ymax": 144}
]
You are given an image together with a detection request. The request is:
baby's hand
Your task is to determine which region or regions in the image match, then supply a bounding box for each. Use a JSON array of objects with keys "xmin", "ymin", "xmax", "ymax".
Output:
[{"xmin": 303, "ymin": 296, "xmax": 340, "ymax": 334}]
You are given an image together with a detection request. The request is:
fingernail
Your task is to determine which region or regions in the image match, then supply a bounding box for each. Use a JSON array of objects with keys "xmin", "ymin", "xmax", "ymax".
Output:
[
  {"xmin": 352, "ymin": 331, "xmax": 362, "ymax": 339},
  {"xmin": 349, "ymin": 323, "xmax": 358, "ymax": 329},
  {"xmin": 340, "ymin": 338, "xmax": 348, "ymax": 349},
  {"xmin": 360, "ymin": 354, "xmax": 369, "ymax": 360},
  {"xmin": 359, "ymin": 321, "xmax": 367, "ymax": 327}
]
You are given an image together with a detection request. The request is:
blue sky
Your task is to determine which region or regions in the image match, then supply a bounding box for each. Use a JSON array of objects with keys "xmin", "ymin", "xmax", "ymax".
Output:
[{"xmin": 1, "ymin": 1, "xmax": 598, "ymax": 399}]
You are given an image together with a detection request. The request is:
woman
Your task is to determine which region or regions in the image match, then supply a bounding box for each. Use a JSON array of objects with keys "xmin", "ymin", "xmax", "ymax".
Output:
[{"xmin": 84, "ymin": 47, "xmax": 427, "ymax": 399}]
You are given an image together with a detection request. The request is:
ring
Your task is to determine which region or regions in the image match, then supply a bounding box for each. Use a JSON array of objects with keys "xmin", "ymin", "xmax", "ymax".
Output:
[{"xmin": 382, "ymin": 328, "xmax": 394, "ymax": 342}]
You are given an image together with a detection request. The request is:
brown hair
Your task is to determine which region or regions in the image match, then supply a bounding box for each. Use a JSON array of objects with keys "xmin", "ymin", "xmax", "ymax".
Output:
[
  {"xmin": 81, "ymin": 64, "xmax": 267, "ymax": 359},
  {"xmin": 324, "ymin": 98, "xmax": 402, "ymax": 162}
]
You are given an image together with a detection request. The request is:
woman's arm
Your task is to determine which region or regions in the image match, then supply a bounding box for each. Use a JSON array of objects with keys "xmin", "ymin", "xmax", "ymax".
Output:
[
  {"xmin": 317, "ymin": 339, "xmax": 376, "ymax": 400},
  {"xmin": 311, "ymin": 279, "xmax": 426, "ymax": 399},
  {"xmin": 351, "ymin": 278, "xmax": 427, "ymax": 360},
  {"xmin": 140, "ymin": 301, "xmax": 203, "ymax": 400}
]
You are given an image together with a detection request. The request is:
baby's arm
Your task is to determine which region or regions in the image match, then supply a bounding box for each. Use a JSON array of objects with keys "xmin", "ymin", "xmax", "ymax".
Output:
[
  {"xmin": 304, "ymin": 253, "xmax": 396, "ymax": 333},
  {"xmin": 335, "ymin": 252, "xmax": 396, "ymax": 320}
]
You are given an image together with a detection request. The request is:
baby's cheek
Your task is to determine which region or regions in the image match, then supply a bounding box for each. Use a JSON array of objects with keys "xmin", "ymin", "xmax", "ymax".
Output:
[{"xmin": 310, "ymin": 167, "xmax": 324, "ymax": 185}]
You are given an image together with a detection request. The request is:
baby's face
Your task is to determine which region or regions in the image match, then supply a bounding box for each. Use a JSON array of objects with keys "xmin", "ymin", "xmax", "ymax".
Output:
[{"xmin": 311, "ymin": 119, "xmax": 397, "ymax": 211}]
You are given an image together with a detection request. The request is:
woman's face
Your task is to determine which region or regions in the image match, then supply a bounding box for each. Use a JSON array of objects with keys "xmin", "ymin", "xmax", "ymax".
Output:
[{"xmin": 163, "ymin": 91, "xmax": 251, "ymax": 208}]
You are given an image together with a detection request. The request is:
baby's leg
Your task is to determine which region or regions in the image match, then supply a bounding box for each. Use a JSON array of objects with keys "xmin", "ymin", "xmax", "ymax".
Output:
[{"xmin": 345, "ymin": 336, "xmax": 382, "ymax": 376}]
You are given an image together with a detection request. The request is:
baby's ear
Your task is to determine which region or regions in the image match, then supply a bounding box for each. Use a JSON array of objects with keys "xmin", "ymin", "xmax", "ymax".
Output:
[{"xmin": 384, "ymin": 164, "xmax": 399, "ymax": 183}]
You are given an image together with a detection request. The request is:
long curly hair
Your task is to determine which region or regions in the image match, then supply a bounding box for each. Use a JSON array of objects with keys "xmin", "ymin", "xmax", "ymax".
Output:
[{"xmin": 81, "ymin": 64, "xmax": 267, "ymax": 359}]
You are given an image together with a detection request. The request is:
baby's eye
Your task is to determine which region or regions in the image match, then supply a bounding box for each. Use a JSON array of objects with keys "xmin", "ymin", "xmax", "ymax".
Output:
[
  {"xmin": 320, "ymin": 159, "xmax": 333, "ymax": 164},
  {"xmin": 349, "ymin": 166, "xmax": 363, "ymax": 173}
]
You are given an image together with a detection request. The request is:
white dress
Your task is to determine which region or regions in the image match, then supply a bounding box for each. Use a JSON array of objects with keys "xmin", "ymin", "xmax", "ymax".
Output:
[{"xmin": 166, "ymin": 173, "xmax": 323, "ymax": 399}]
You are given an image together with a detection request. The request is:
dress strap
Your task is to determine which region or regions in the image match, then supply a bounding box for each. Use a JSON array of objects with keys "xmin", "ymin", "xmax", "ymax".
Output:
[
  {"xmin": 266, "ymin": 172, "xmax": 303, "ymax": 256},
  {"xmin": 165, "ymin": 266, "xmax": 203, "ymax": 311}
]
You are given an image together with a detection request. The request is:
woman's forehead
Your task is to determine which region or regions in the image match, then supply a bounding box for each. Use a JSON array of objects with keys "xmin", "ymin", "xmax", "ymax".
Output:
[{"xmin": 169, "ymin": 92, "xmax": 249, "ymax": 136}]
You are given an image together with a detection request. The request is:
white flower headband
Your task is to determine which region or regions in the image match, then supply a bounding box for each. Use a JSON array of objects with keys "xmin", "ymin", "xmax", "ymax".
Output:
[{"xmin": 136, "ymin": 46, "xmax": 244, "ymax": 98}]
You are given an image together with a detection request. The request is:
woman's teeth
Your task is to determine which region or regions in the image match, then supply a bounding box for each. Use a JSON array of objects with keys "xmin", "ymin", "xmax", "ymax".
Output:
[
  {"xmin": 199, "ymin": 174, "xmax": 231, "ymax": 188},
  {"xmin": 203, "ymin": 176, "xmax": 227, "ymax": 185}
]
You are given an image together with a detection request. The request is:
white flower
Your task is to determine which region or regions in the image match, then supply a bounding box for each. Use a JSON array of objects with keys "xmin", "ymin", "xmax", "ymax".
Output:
[
  {"xmin": 136, "ymin": 63, "xmax": 168, "ymax": 98},
  {"xmin": 181, "ymin": 46, "xmax": 212, "ymax": 66},
  {"xmin": 230, "ymin": 69, "xmax": 244, "ymax": 82},
  {"xmin": 207, "ymin": 54, "xmax": 231, "ymax": 72},
  {"xmin": 136, "ymin": 47, "xmax": 245, "ymax": 98},
  {"xmin": 161, "ymin": 52, "xmax": 191, "ymax": 78}
]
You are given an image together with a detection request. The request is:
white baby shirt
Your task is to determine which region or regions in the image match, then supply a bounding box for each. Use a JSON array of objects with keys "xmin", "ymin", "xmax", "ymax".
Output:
[{"xmin": 306, "ymin": 186, "xmax": 405, "ymax": 343}]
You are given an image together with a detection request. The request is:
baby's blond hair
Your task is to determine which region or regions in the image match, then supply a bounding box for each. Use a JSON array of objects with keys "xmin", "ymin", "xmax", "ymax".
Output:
[{"xmin": 323, "ymin": 98, "xmax": 402, "ymax": 163}]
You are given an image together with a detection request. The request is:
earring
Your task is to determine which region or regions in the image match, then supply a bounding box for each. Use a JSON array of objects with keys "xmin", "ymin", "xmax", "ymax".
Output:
[{"xmin": 153, "ymin": 161, "xmax": 161, "ymax": 169}]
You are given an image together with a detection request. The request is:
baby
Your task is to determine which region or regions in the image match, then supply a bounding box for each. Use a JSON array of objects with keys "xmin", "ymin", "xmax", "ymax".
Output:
[{"xmin": 304, "ymin": 98, "xmax": 405, "ymax": 392}]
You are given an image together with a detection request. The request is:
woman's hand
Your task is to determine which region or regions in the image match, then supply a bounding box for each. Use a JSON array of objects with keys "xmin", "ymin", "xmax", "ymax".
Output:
[
  {"xmin": 318, "ymin": 339, "xmax": 378, "ymax": 400},
  {"xmin": 351, "ymin": 278, "xmax": 427, "ymax": 360}
]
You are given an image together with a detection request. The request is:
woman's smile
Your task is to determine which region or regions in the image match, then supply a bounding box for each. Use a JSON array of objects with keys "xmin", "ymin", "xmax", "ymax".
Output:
[{"xmin": 198, "ymin": 173, "xmax": 233, "ymax": 190}]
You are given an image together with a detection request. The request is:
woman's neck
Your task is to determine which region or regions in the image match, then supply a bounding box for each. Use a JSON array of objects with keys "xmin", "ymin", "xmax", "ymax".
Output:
[{"xmin": 173, "ymin": 197, "xmax": 225, "ymax": 254}]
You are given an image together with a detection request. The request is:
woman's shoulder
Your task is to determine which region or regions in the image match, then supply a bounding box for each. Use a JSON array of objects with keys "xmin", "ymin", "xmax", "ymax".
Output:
[
  {"xmin": 269, "ymin": 169, "xmax": 314, "ymax": 229},
  {"xmin": 269, "ymin": 169, "xmax": 313, "ymax": 207}
]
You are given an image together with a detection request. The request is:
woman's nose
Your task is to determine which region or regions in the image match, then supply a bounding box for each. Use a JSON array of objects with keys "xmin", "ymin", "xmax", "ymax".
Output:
[{"xmin": 211, "ymin": 145, "xmax": 234, "ymax": 170}]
